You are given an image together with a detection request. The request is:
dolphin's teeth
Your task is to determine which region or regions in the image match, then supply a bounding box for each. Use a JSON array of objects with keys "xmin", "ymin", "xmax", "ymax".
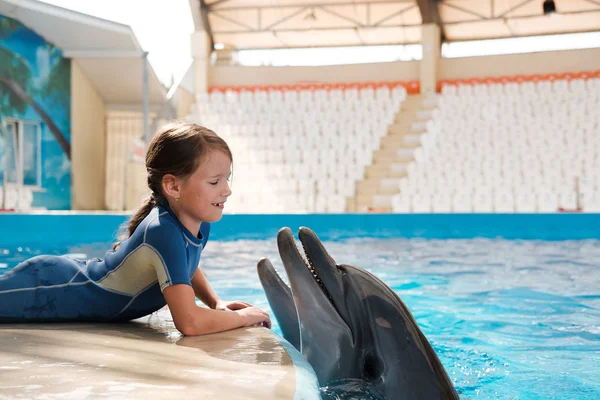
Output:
[{"xmin": 300, "ymin": 241, "xmax": 328, "ymax": 291}]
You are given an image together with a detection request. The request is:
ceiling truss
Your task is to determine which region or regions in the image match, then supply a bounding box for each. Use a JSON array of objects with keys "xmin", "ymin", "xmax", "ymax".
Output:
[
  {"xmin": 208, "ymin": 1, "xmax": 419, "ymax": 35},
  {"xmin": 199, "ymin": 0, "xmax": 600, "ymax": 49}
]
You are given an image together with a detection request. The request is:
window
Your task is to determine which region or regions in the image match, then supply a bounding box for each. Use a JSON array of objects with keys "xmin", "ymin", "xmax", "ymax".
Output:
[
  {"xmin": 1, "ymin": 122, "xmax": 18, "ymax": 184},
  {"xmin": 441, "ymin": 31, "xmax": 600, "ymax": 59},
  {"xmin": 1, "ymin": 119, "xmax": 42, "ymax": 188},
  {"xmin": 237, "ymin": 44, "xmax": 423, "ymax": 67}
]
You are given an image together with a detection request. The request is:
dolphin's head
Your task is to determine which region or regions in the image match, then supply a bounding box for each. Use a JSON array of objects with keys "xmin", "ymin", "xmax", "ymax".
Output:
[{"xmin": 258, "ymin": 227, "xmax": 458, "ymax": 400}]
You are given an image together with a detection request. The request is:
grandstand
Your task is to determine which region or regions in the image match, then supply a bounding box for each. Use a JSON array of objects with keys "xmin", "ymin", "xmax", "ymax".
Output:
[
  {"xmin": 179, "ymin": 0, "xmax": 600, "ymax": 214},
  {"xmin": 393, "ymin": 73, "xmax": 600, "ymax": 213},
  {"xmin": 187, "ymin": 70, "xmax": 600, "ymax": 213},
  {"xmin": 189, "ymin": 83, "xmax": 410, "ymax": 213}
]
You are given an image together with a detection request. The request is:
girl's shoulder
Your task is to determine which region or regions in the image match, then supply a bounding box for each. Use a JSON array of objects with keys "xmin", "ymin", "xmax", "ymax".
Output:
[
  {"xmin": 142, "ymin": 206, "xmax": 181, "ymax": 235},
  {"xmin": 125, "ymin": 205, "xmax": 181, "ymax": 244}
]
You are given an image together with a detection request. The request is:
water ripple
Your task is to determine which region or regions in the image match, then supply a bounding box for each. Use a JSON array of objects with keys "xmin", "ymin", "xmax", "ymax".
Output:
[{"xmin": 1, "ymin": 237, "xmax": 599, "ymax": 399}]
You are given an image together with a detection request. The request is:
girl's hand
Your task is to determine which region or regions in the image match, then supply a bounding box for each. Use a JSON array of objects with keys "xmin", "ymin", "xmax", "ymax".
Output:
[
  {"xmin": 236, "ymin": 307, "xmax": 272, "ymax": 329},
  {"xmin": 215, "ymin": 300, "xmax": 253, "ymax": 311}
]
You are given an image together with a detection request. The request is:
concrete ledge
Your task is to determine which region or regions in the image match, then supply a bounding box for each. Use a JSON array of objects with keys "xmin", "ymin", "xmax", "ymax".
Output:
[{"xmin": 0, "ymin": 309, "xmax": 319, "ymax": 399}]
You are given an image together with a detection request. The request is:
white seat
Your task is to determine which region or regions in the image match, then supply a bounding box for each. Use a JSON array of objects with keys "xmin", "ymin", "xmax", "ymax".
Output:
[
  {"xmin": 558, "ymin": 191, "xmax": 578, "ymax": 210},
  {"xmin": 391, "ymin": 195, "xmax": 410, "ymax": 213},
  {"xmin": 581, "ymin": 191, "xmax": 600, "ymax": 212},
  {"xmin": 412, "ymin": 194, "xmax": 431, "ymax": 213},
  {"xmin": 472, "ymin": 191, "xmax": 493, "ymax": 213},
  {"xmin": 514, "ymin": 192, "xmax": 537, "ymax": 213},
  {"xmin": 327, "ymin": 195, "xmax": 346, "ymax": 213},
  {"xmin": 494, "ymin": 191, "xmax": 515, "ymax": 212},
  {"xmin": 537, "ymin": 191, "xmax": 558, "ymax": 212},
  {"xmin": 431, "ymin": 193, "xmax": 452, "ymax": 213},
  {"xmin": 452, "ymin": 193, "xmax": 472, "ymax": 212}
]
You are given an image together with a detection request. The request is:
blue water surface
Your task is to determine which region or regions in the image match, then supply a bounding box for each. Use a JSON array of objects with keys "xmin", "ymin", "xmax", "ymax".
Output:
[{"xmin": 1, "ymin": 237, "xmax": 599, "ymax": 399}]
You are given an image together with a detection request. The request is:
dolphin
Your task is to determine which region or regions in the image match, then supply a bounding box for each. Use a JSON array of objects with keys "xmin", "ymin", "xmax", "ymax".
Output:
[{"xmin": 257, "ymin": 227, "xmax": 459, "ymax": 400}]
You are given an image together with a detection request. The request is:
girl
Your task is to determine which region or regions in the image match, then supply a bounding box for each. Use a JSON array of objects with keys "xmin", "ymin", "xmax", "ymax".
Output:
[{"xmin": 0, "ymin": 121, "xmax": 271, "ymax": 335}]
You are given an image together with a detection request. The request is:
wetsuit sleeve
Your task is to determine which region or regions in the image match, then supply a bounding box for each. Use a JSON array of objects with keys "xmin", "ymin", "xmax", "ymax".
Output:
[{"xmin": 143, "ymin": 220, "xmax": 191, "ymax": 291}]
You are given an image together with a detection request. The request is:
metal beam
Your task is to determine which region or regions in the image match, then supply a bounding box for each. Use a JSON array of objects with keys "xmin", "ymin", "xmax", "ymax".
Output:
[
  {"xmin": 441, "ymin": 2, "xmax": 488, "ymax": 20},
  {"xmin": 211, "ymin": 10, "xmax": 257, "ymax": 31},
  {"xmin": 194, "ymin": 26, "xmax": 600, "ymax": 50},
  {"xmin": 373, "ymin": 4, "xmax": 416, "ymax": 26},
  {"xmin": 444, "ymin": 7, "xmax": 600, "ymax": 25},
  {"xmin": 353, "ymin": 27, "xmax": 365, "ymax": 45},
  {"xmin": 583, "ymin": 0, "xmax": 600, "ymax": 6},
  {"xmin": 263, "ymin": 7, "xmax": 308, "ymax": 31},
  {"xmin": 199, "ymin": 0, "xmax": 215, "ymax": 50},
  {"xmin": 211, "ymin": 0, "xmax": 401, "ymax": 11},
  {"xmin": 497, "ymin": 0, "xmax": 534, "ymax": 18},
  {"xmin": 209, "ymin": 2, "xmax": 425, "ymax": 34},
  {"xmin": 208, "ymin": 0, "xmax": 232, "ymax": 7},
  {"xmin": 213, "ymin": 23, "xmax": 423, "ymax": 35},
  {"xmin": 317, "ymin": 5, "xmax": 365, "ymax": 27}
]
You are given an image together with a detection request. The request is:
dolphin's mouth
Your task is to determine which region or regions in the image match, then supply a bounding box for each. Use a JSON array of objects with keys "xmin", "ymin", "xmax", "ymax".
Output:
[
  {"xmin": 300, "ymin": 240, "xmax": 330, "ymax": 297},
  {"xmin": 261, "ymin": 227, "xmax": 353, "ymax": 345},
  {"xmin": 294, "ymin": 229, "xmax": 350, "ymax": 330}
]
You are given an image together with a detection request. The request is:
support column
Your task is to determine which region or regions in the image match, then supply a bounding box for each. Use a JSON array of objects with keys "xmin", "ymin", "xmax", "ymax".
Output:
[
  {"xmin": 142, "ymin": 51, "xmax": 149, "ymax": 144},
  {"xmin": 191, "ymin": 30, "xmax": 212, "ymax": 94},
  {"xmin": 420, "ymin": 23, "xmax": 441, "ymax": 94}
]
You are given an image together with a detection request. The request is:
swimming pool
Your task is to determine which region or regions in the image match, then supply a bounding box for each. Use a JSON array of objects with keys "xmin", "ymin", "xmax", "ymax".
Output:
[{"xmin": 1, "ymin": 214, "xmax": 599, "ymax": 399}]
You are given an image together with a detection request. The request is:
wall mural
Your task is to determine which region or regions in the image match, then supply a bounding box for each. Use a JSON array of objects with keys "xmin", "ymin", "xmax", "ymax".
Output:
[{"xmin": 0, "ymin": 15, "xmax": 71, "ymax": 210}]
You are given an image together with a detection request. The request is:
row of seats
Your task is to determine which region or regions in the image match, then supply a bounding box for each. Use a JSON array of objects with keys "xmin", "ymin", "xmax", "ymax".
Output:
[
  {"xmin": 225, "ymin": 194, "xmax": 347, "ymax": 213},
  {"xmin": 190, "ymin": 86, "xmax": 406, "ymax": 211},
  {"xmin": 233, "ymin": 162, "xmax": 367, "ymax": 181},
  {"xmin": 393, "ymin": 78, "xmax": 599, "ymax": 213},
  {"xmin": 196, "ymin": 106, "xmax": 398, "ymax": 126},
  {"xmin": 392, "ymin": 191, "xmax": 600, "ymax": 213},
  {"xmin": 441, "ymin": 78, "xmax": 600, "ymax": 97},
  {"xmin": 200, "ymin": 86, "xmax": 408, "ymax": 104}
]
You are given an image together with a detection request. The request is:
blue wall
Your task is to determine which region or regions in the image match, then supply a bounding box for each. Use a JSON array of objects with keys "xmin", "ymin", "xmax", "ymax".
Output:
[
  {"xmin": 0, "ymin": 213, "xmax": 598, "ymax": 248},
  {"xmin": 0, "ymin": 15, "xmax": 71, "ymax": 210}
]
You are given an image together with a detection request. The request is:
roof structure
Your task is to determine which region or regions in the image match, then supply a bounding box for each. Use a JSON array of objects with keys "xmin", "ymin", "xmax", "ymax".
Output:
[
  {"xmin": 0, "ymin": 0, "xmax": 166, "ymax": 106},
  {"xmin": 190, "ymin": 0, "xmax": 600, "ymax": 49}
]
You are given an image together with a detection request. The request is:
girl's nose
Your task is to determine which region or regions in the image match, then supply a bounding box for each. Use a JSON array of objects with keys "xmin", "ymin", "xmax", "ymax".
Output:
[{"xmin": 223, "ymin": 183, "xmax": 232, "ymax": 197}]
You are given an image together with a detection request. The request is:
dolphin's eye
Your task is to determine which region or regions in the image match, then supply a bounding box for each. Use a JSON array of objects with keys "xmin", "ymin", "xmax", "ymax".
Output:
[{"xmin": 363, "ymin": 354, "xmax": 383, "ymax": 381}]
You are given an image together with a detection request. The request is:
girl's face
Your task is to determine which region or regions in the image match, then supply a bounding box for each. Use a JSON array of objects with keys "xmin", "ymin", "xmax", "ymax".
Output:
[{"xmin": 177, "ymin": 150, "xmax": 232, "ymax": 225}]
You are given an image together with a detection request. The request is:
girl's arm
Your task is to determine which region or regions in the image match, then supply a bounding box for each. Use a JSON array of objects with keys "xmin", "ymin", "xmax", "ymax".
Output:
[
  {"xmin": 163, "ymin": 284, "xmax": 271, "ymax": 336},
  {"xmin": 190, "ymin": 268, "xmax": 220, "ymax": 308}
]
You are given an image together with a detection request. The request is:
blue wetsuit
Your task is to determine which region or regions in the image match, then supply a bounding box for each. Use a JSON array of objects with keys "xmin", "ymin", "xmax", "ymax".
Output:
[{"xmin": 0, "ymin": 202, "xmax": 209, "ymax": 322}]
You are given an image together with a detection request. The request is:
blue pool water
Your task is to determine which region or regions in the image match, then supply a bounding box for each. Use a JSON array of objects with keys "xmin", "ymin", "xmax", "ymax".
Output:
[{"xmin": 1, "ymin": 237, "xmax": 599, "ymax": 399}]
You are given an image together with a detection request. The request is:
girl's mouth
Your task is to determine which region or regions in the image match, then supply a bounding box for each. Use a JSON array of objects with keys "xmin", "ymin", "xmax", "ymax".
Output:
[{"xmin": 212, "ymin": 202, "xmax": 224, "ymax": 209}]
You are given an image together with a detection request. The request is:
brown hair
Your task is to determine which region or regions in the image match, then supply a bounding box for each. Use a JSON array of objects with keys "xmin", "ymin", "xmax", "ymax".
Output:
[{"xmin": 114, "ymin": 121, "xmax": 232, "ymax": 249}]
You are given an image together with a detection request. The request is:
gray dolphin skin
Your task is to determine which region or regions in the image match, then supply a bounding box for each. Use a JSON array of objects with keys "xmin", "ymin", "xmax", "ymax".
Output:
[{"xmin": 257, "ymin": 227, "xmax": 459, "ymax": 400}]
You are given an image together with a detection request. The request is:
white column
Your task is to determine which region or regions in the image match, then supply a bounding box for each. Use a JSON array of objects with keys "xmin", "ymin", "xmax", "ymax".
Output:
[
  {"xmin": 420, "ymin": 23, "xmax": 441, "ymax": 94},
  {"xmin": 191, "ymin": 31, "xmax": 212, "ymax": 94}
]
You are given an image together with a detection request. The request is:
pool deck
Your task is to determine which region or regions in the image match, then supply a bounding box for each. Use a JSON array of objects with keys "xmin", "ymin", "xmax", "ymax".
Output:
[{"xmin": 0, "ymin": 309, "xmax": 319, "ymax": 399}]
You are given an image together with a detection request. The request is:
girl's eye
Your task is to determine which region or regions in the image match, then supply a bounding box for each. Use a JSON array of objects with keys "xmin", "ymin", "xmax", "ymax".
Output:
[{"xmin": 209, "ymin": 181, "xmax": 218, "ymax": 185}]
